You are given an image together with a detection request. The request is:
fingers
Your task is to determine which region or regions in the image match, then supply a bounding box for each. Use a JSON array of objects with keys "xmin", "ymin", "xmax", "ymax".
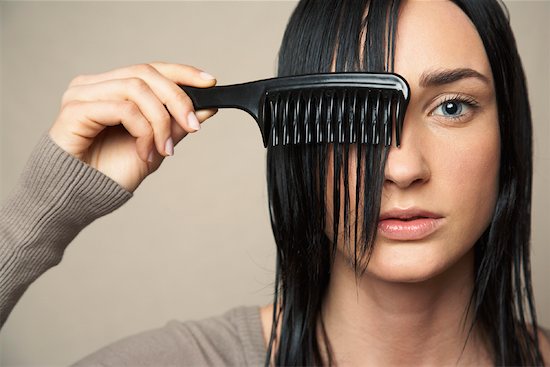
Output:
[
  {"xmin": 64, "ymin": 63, "xmax": 218, "ymax": 156},
  {"xmin": 171, "ymin": 108, "xmax": 218, "ymax": 144},
  {"xmin": 55, "ymin": 100, "xmax": 154, "ymax": 162},
  {"xmin": 149, "ymin": 62, "xmax": 217, "ymax": 87},
  {"xmin": 70, "ymin": 63, "xmax": 216, "ymax": 89},
  {"xmin": 64, "ymin": 78, "xmax": 172, "ymax": 157},
  {"xmin": 68, "ymin": 63, "xmax": 216, "ymax": 134}
]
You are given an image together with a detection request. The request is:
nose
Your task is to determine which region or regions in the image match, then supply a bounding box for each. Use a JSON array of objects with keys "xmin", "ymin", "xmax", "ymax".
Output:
[{"xmin": 384, "ymin": 118, "xmax": 430, "ymax": 189}]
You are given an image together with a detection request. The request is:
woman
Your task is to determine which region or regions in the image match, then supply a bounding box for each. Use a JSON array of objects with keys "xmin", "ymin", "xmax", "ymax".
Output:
[{"xmin": 1, "ymin": 0, "xmax": 549, "ymax": 366}]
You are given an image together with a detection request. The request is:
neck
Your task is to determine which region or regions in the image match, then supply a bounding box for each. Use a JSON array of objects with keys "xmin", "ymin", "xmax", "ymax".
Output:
[{"xmin": 321, "ymin": 249, "xmax": 492, "ymax": 366}]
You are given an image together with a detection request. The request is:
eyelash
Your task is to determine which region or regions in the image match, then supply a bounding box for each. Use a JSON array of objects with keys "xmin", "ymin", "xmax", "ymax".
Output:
[{"xmin": 430, "ymin": 94, "xmax": 480, "ymax": 123}]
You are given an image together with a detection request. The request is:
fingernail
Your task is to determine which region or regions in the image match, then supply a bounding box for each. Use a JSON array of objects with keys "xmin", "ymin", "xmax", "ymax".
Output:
[
  {"xmin": 187, "ymin": 112, "xmax": 201, "ymax": 131},
  {"xmin": 147, "ymin": 150, "xmax": 154, "ymax": 163},
  {"xmin": 165, "ymin": 137, "xmax": 174, "ymax": 156},
  {"xmin": 199, "ymin": 71, "xmax": 216, "ymax": 80}
]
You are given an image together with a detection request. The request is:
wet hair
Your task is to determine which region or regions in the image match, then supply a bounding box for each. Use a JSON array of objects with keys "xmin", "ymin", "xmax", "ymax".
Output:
[{"xmin": 265, "ymin": 0, "xmax": 543, "ymax": 366}]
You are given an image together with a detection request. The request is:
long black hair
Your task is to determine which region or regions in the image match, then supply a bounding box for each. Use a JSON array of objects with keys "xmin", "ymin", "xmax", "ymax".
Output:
[{"xmin": 266, "ymin": 0, "xmax": 543, "ymax": 365}]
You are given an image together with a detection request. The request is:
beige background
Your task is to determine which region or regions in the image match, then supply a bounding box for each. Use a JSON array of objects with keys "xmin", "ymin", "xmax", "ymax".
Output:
[{"xmin": 0, "ymin": 1, "xmax": 548, "ymax": 365}]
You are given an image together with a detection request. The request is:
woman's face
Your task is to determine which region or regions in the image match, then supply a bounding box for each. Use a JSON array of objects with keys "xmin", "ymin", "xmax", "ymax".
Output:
[{"xmin": 330, "ymin": 0, "xmax": 500, "ymax": 283}]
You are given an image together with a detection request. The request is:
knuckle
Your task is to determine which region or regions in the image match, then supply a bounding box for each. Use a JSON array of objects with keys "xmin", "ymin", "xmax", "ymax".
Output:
[
  {"xmin": 140, "ymin": 124, "xmax": 154, "ymax": 140},
  {"xmin": 126, "ymin": 77, "xmax": 149, "ymax": 92},
  {"xmin": 171, "ymin": 91, "xmax": 193, "ymax": 109},
  {"xmin": 157, "ymin": 109, "xmax": 171, "ymax": 126},
  {"xmin": 149, "ymin": 61, "xmax": 165, "ymax": 68},
  {"xmin": 174, "ymin": 91, "xmax": 191, "ymax": 104},
  {"xmin": 69, "ymin": 74, "xmax": 87, "ymax": 87},
  {"xmin": 61, "ymin": 89, "xmax": 74, "ymax": 106},
  {"xmin": 120, "ymin": 101, "xmax": 140, "ymax": 117},
  {"xmin": 58, "ymin": 100, "xmax": 81, "ymax": 120},
  {"xmin": 62, "ymin": 100, "xmax": 81, "ymax": 112},
  {"xmin": 133, "ymin": 63, "xmax": 157, "ymax": 76}
]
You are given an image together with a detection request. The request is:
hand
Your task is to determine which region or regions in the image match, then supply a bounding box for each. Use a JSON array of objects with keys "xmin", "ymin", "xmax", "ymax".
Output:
[{"xmin": 49, "ymin": 62, "xmax": 217, "ymax": 192}]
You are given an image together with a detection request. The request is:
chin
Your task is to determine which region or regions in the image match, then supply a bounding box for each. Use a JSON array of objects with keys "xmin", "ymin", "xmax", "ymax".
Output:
[{"xmin": 354, "ymin": 240, "xmax": 469, "ymax": 284}]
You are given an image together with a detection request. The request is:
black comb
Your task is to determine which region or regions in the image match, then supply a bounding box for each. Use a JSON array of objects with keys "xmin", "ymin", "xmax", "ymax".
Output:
[{"xmin": 181, "ymin": 72, "xmax": 410, "ymax": 148}]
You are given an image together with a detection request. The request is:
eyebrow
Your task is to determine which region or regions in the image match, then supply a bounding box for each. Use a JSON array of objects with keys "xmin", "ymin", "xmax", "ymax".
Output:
[{"xmin": 419, "ymin": 68, "xmax": 490, "ymax": 87}]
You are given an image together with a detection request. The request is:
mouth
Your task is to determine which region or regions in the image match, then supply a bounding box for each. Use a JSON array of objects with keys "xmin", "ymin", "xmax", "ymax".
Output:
[{"xmin": 378, "ymin": 208, "xmax": 444, "ymax": 241}]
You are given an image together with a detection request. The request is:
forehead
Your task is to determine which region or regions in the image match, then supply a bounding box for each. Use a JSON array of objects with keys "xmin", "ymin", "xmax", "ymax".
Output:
[{"xmin": 393, "ymin": 0, "xmax": 492, "ymax": 83}]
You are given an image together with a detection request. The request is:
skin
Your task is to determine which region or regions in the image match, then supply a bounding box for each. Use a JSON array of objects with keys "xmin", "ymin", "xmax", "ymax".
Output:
[
  {"xmin": 323, "ymin": 1, "xmax": 500, "ymax": 365},
  {"xmin": 46, "ymin": 1, "xmax": 550, "ymax": 365},
  {"xmin": 258, "ymin": 0, "xmax": 550, "ymax": 365},
  {"xmin": 49, "ymin": 62, "xmax": 218, "ymax": 192}
]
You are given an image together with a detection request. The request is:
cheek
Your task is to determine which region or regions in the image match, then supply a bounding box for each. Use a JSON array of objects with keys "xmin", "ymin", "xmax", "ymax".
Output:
[
  {"xmin": 437, "ymin": 121, "xmax": 501, "ymax": 247},
  {"xmin": 363, "ymin": 120, "xmax": 501, "ymax": 282}
]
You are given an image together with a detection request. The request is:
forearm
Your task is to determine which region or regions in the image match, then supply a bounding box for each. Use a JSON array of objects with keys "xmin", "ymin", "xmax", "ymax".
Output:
[{"xmin": 0, "ymin": 134, "xmax": 132, "ymax": 328}]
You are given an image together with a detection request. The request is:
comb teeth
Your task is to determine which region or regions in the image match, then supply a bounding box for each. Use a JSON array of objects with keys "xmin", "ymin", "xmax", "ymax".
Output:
[{"xmin": 265, "ymin": 87, "xmax": 406, "ymax": 148}]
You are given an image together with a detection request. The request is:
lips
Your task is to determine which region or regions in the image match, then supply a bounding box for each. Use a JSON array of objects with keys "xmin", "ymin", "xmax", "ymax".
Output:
[{"xmin": 378, "ymin": 208, "xmax": 444, "ymax": 241}]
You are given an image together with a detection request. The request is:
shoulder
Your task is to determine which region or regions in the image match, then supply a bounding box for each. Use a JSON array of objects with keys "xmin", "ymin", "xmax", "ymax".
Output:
[
  {"xmin": 181, "ymin": 305, "xmax": 267, "ymax": 363},
  {"xmin": 538, "ymin": 326, "xmax": 550, "ymax": 366},
  {"xmin": 72, "ymin": 306, "xmax": 266, "ymax": 366}
]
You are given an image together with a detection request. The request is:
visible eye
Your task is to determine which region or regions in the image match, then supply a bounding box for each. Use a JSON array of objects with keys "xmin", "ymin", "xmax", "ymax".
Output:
[
  {"xmin": 430, "ymin": 95, "xmax": 479, "ymax": 122},
  {"xmin": 437, "ymin": 101, "xmax": 464, "ymax": 116}
]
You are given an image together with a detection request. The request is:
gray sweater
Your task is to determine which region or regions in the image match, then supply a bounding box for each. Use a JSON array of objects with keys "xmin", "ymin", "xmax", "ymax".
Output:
[{"xmin": 0, "ymin": 135, "xmax": 266, "ymax": 366}]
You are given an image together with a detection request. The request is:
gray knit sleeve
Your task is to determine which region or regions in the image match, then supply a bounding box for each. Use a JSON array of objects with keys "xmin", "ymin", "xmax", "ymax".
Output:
[{"xmin": 0, "ymin": 134, "xmax": 132, "ymax": 328}]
